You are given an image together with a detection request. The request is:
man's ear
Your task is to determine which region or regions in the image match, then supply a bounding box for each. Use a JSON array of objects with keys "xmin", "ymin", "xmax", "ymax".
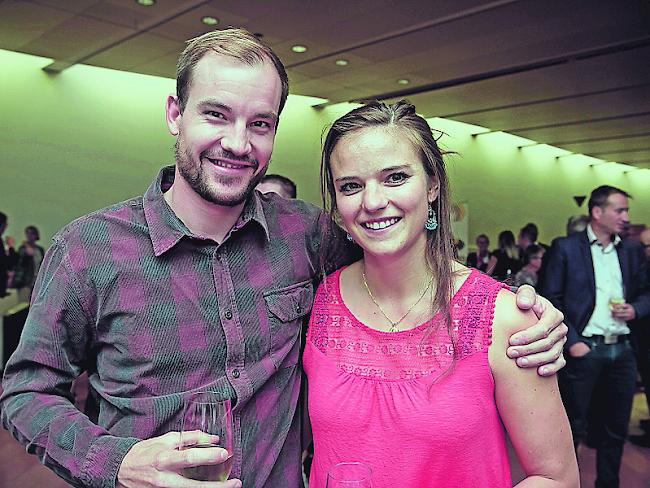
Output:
[
  {"xmin": 166, "ymin": 95, "xmax": 181, "ymax": 136},
  {"xmin": 592, "ymin": 206, "xmax": 602, "ymax": 221}
]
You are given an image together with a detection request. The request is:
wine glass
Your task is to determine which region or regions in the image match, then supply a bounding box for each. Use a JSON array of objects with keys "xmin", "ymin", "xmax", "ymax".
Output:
[
  {"xmin": 326, "ymin": 461, "xmax": 373, "ymax": 487},
  {"xmin": 180, "ymin": 391, "xmax": 234, "ymax": 481}
]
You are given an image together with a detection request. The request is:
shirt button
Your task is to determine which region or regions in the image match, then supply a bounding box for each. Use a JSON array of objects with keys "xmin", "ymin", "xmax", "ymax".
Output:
[
  {"xmin": 232, "ymin": 369, "xmax": 240, "ymax": 378},
  {"xmin": 295, "ymin": 305, "xmax": 302, "ymax": 314},
  {"xmin": 225, "ymin": 310, "xmax": 233, "ymax": 320}
]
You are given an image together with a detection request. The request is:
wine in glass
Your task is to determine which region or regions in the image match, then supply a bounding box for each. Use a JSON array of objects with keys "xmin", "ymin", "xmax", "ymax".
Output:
[
  {"xmin": 326, "ymin": 461, "xmax": 373, "ymax": 487},
  {"xmin": 608, "ymin": 296, "xmax": 625, "ymax": 311},
  {"xmin": 180, "ymin": 391, "xmax": 234, "ymax": 481}
]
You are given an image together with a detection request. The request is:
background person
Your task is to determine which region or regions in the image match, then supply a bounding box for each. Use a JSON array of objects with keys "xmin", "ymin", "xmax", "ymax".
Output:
[
  {"xmin": 543, "ymin": 185, "xmax": 650, "ymax": 487},
  {"xmin": 11, "ymin": 225, "xmax": 45, "ymax": 302},
  {"xmin": 0, "ymin": 211, "xmax": 18, "ymax": 297},
  {"xmin": 256, "ymin": 173, "xmax": 297, "ymax": 198},
  {"xmin": 487, "ymin": 229, "xmax": 521, "ymax": 282},
  {"xmin": 466, "ymin": 233, "xmax": 491, "ymax": 272},
  {"xmin": 513, "ymin": 244, "xmax": 545, "ymax": 288},
  {"xmin": 629, "ymin": 226, "xmax": 650, "ymax": 447}
]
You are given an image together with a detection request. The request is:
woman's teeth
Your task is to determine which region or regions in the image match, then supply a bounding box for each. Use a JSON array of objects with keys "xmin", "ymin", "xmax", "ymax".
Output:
[{"xmin": 363, "ymin": 218, "xmax": 399, "ymax": 230}]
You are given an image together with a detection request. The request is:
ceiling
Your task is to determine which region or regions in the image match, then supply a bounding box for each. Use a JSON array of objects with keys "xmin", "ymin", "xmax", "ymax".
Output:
[{"xmin": 2, "ymin": 0, "xmax": 650, "ymax": 168}]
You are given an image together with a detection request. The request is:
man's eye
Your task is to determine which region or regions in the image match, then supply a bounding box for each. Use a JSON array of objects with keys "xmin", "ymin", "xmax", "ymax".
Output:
[
  {"xmin": 206, "ymin": 111, "xmax": 225, "ymax": 119},
  {"xmin": 252, "ymin": 120, "xmax": 271, "ymax": 129},
  {"xmin": 386, "ymin": 172, "xmax": 409, "ymax": 184}
]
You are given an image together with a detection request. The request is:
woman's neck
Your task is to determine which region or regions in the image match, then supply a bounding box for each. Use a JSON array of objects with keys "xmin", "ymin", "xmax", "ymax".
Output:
[{"xmin": 362, "ymin": 247, "xmax": 433, "ymax": 299}]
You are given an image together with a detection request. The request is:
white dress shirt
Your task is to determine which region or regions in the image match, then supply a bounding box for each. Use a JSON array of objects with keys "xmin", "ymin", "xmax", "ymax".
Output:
[{"xmin": 582, "ymin": 224, "xmax": 629, "ymax": 337}]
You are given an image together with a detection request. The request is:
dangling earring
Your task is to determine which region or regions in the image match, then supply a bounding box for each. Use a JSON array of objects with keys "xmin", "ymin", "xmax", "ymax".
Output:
[
  {"xmin": 425, "ymin": 202, "xmax": 438, "ymax": 231},
  {"xmin": 346, "ymin": 232, "xmax": 354, "ymax": 242}
]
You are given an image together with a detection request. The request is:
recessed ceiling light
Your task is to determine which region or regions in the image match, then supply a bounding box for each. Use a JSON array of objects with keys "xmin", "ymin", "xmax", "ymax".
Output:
[
  {"xmin": 335, "ymin": 59, "xmax": 349, "ymax": 66},
  {"xmin": 397, "ymin": 78, "xmax": 410, "ymax": 85},
  {"xmin": 291, "ymin": 45, "xmax": 308, "ymax": 53},
  {"xmin": 201, "ymin": 16, "xmax": 219, "ymax": 26},
  {"xmin": 136, "ymin": 0, "xmax": 155, "ymax": 6}
]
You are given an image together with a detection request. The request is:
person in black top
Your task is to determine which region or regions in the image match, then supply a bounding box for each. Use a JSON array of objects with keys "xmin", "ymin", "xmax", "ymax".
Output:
[
  {"xmin": 0, "ymin": 212, "xmax": 18, "ymax": 298},
  {"xmin": 466, "ymin": 234, "xmax": 491, "ymax": 272}
]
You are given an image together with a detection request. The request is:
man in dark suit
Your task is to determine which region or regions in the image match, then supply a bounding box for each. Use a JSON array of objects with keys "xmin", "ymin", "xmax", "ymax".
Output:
[{"xmin": 543, "ymin": 185, "xmax": 650, "ymax": 488}]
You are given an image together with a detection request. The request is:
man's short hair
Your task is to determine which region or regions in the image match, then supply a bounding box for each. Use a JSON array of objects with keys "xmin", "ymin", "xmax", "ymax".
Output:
[
  {"xmin": 588, "ymin": 185, "xmax": 631, "ymax": 217},
  {"xmin": 261, "ymin": 174, "xmax": 297, "ymax": 199},
  {"xmin": 176, "ymin": 28, "xmax": 289, "ymax": 117},
  {"xmin": 566, "ymin": 214, "xmax": 589, "ymax": 235},
  {"xmin": 519, "ymin": 223, "xmax": 538, "ymax": 243}
]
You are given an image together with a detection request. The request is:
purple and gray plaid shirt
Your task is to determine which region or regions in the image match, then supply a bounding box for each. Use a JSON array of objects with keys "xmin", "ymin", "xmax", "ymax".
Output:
[{"xmin": 1, "ymin": 166, "xmax": 331, "ymax": 488}]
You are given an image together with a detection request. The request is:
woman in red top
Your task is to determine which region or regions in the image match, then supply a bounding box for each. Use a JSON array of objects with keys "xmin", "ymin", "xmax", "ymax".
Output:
[{"xmin": 304, "ymin": 101, "xmax": 578, "ymax": 487}]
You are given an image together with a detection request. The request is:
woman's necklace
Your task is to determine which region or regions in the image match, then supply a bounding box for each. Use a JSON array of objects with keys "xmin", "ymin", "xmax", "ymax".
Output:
[{"xmin": 361, "ymin": 265, "xmax": 434, "ymax": 332}]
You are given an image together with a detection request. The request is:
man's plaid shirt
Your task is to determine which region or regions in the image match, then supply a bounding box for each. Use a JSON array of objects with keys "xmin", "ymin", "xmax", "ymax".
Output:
[{"xmin": 1, "ymin": 166, "xmax": 329, "ymax": 487}]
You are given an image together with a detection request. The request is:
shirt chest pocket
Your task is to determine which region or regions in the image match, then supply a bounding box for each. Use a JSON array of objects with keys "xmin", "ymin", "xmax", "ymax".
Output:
[{"xmin": 264, "ymin": 280, "xmax": 314, "ymax": 369}]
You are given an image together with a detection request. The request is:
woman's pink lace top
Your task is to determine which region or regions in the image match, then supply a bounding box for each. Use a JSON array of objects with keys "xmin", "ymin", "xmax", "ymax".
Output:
[{"xmin": 303, "ymin": 268, "xmax": 511, "ymax": 488}]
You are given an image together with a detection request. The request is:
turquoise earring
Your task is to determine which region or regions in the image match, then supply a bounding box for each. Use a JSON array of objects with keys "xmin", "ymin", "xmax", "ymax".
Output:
[{"xmin": 425, "ymin": 202, "xmax": 438, "ymax": 231}]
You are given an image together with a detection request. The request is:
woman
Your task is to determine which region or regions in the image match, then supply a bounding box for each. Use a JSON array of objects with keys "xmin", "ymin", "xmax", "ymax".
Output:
[
  {"xmin": 466, "ymin": 233, "xmax": 491, "ymax": 271},
  {"xmin": 487, "ymin": 229, "xmax": 522, "ymax": 282},
  {"xmin": 513, "ymin": 244, "xmax": 545, "ymax": 288},
  {"xmin": 11, "ymin": 225, "xmax": 44, "ymax": 302},
  {"xmin": 304, "ymin": 101, "xmax": 577, "ymax": 487}
]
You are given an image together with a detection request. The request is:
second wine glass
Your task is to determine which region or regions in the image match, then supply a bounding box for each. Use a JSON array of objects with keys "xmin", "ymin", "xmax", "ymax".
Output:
[{"xmin": 326, "ymin": 461, "xmax": 373, "ymax": 487}]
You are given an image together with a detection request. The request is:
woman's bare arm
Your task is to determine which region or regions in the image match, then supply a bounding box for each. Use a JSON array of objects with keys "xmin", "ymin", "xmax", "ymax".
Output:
[{"xmin": 489, "ymin": 289, "xmax": 579, "ymax": 488}]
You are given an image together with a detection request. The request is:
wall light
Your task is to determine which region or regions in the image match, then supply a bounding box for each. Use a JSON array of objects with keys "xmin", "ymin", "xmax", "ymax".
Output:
[
  {"xmin": 335, "ymin": 59, "xmax": 349, "ymax": 66},
  {"xmin": 292, "ymin": 45, "xmax": 308, "ymax": 53},
  {"xmin": 136, "ymin": 0, "xmax": 155, "ymax": 6}
]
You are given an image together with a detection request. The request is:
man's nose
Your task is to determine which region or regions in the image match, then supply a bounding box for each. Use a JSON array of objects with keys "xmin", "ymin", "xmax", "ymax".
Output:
[{"xmin": 221, "ymin": 123, "xmax": 252, "ymax": 156}]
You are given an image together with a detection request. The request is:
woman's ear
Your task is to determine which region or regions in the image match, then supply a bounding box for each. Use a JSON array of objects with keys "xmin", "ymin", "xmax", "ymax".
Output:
[{"xmin": 427, "ymin": 177, "xmax": 440, "ymax": 203}]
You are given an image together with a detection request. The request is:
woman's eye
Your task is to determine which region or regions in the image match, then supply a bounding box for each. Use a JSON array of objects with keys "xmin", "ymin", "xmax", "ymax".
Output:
[
  {"xmin": 386, "ymin": 172, "xmax": 409, "ymax": 184},
  {"xmin": 339, "ymin": 182, "xmax": 361, "ymax": 193}
]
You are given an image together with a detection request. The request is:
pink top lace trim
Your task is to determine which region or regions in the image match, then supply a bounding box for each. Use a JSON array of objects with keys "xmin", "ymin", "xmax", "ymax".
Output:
[{"xmin": 308, "ymin": 268, "xmax": 502, "ymax": 381}]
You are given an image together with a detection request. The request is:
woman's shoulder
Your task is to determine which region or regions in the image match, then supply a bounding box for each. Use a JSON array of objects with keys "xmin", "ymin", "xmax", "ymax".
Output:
[{"xmin": 493, "ymin": 288, "xmax": 537, "ymax": 338}]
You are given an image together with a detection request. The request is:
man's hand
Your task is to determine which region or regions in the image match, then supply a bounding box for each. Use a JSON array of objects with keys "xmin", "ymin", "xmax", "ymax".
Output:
[
  {"xmin": 507, "ymin": 285, "xmax": 567, "ymax": 376},
  {"xmin": 4, "ymin": 235, "xmax": 15, "ymax": 248},
  {"xmin": 116, "ymin": 431, "xmax": 241, "ymax": 488},
  {"xmin": 611, "ymin": 303, "xmax": 636, "ymax": 321},
  {"xmin": 568, "ymin": 342, "xmax": 591, "ymax": 358}
]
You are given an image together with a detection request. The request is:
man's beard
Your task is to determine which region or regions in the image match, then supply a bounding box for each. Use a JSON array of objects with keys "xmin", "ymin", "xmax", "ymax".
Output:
[{"xmin": 175, "ymin": 139, "xmax": 266, "ymax": 207}]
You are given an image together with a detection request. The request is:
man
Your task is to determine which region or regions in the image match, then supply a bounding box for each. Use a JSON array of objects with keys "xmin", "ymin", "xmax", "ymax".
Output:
[
  {"xmin": 256, "ymin": 173, "xmax": 297, "ymax": 199},
  {"xmin": 629, "ymin": 227, "xmax": 650, "ymax": 447},
  {"xmin": 544, "ymin": 185, "xmax": 650, "ymax": 487},
  {"xmin": 1, "ymin": 29, "xmax": 567, "ymax": 488},
  {"xmin": 0, "ymin": 211, "xmax": 18, "ymax": 297}
]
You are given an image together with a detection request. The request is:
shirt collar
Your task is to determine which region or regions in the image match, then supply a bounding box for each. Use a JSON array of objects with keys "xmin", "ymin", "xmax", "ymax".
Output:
[
  {"xmin": 143, "ymin": 166, "xmax": 270, "ymax": 257},
  {"xmin": 586, "ymin": 223, "xmax": 621, "ymax": 248}
]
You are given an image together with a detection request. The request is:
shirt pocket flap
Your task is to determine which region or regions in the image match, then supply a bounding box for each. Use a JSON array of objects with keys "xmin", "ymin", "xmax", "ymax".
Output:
[{"xmin": 264, "ymin": 281, "xmax": 314, "ymax": 322}]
